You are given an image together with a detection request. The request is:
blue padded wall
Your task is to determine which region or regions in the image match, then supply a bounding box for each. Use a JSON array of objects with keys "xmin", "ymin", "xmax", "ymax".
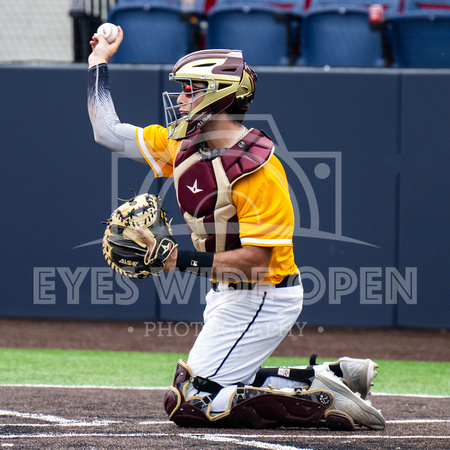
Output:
[{"xmin": 0, "ymin": 64, "xmax": 448, "ymax": 328}]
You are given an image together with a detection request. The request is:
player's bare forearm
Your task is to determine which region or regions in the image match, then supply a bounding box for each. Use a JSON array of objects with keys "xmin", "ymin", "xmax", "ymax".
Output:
[
  {"xmin": 158, "ymin": 242, "xmax": 272, "ymax": 281},
  {"xmin": 211, "ymin": 245, "xmax": 273, "ymax": 281}
]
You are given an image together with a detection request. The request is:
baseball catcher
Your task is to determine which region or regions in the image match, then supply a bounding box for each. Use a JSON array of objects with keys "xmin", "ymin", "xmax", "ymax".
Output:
[
  {"xmin": 103, "ymin": 192, "xmax": 177, "ymax": 278},
  {"xmin": 89, "ymin": 28, "xmax": 386, "ymax": 430}
]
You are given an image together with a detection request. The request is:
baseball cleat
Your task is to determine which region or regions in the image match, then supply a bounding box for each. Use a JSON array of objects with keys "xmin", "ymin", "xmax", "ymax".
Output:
[
  {"xmin": 338, "ymin": 357, "xmax": 378, "ymax": 400},
  {"xmin": 311, "ymin": 370, "xmax": 386, "ymax": 430}
]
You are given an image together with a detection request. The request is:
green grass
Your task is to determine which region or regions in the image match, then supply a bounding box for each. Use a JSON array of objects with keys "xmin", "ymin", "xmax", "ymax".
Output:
[
  {"xmin": 1, "ymin": 348, "xmax": 448, "ymax": 396},
  {"xmin": 0, "ymin": 348, "xmax": 187, "ymax": 387}
]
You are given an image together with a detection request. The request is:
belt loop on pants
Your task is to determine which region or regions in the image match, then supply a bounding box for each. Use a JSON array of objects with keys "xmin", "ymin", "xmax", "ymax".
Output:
[{"xmin": 210, "ymin": 273, "xmax": 300, "ymax": 291}]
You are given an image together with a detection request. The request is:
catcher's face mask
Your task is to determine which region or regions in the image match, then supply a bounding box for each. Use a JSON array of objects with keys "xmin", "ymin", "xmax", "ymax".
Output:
[
  {"xmin": 162, "ymin": 77, "xmax": 212, "ymax": 141},
  {"xmin": 162, "ymin": 49, "xmax": 256, "ymax": 141}
]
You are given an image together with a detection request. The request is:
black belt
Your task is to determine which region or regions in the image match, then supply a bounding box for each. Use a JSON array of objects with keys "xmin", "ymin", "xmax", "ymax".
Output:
[{"xmin": 211, "ymin": 273, "xmax": 300, "ymax": 291}]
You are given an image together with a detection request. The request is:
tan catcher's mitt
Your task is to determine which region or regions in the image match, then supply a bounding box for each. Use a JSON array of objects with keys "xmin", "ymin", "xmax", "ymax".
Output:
[{"xmin": 103, "ymin": 193, "xmax": 177, "ymax": 278}]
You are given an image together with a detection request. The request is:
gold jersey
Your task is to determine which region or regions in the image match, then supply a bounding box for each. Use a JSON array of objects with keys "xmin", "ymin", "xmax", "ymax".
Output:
[{"xmin": 136, "ymin": 125, "xmax": 298, "ymax": 284}]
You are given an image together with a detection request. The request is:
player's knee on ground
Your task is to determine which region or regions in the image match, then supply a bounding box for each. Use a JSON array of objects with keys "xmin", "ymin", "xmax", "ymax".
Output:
[{"xmin": 163, "ymin": 359, "xmax": 228, "ymax": 427}]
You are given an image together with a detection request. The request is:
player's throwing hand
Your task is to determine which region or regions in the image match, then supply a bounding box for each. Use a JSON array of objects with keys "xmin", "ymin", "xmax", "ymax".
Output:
[{"xmin": 88, "ymin": 25, "xmax": 123, "ymax": 68}]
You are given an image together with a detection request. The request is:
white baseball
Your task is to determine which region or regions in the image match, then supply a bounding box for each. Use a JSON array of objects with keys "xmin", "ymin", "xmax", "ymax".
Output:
[{"xmin": 97, "ymin": 23, "xmax": 118, "ymax": 44}]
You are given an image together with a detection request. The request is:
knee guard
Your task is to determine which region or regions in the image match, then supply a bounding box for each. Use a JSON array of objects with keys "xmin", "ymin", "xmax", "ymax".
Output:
[
  {"xmin": 163, "ymin": 360, "xmax": 190, "ymax": 422},
  {"xmin": 163, "ymin": 359, "xmax": 229, "ymax": 427}
]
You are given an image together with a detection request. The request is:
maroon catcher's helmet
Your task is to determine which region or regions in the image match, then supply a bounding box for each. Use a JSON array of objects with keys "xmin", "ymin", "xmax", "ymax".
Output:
[{"xmin": 162, "ymin": 49, "xmax": 257, "ymax": 140}]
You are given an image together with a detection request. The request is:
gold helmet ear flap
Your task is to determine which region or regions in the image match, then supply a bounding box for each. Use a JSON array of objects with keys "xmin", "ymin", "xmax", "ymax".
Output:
[
  {"xmin": 234, "ymin": 67, "xmax": 256, "ymax": 108},
  {"xmin": 236, "ymin": 72, "xmax": 253, "ymax": 99}
]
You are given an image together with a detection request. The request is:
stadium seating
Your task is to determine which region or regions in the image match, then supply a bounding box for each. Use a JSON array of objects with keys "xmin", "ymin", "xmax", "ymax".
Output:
[
  {"xmin": 297, "ymin": 0, "xmax": 400, "ymax": 67},
  {"xmin": 105, "ymin": 0, "xmax": 450, "ymax": 68},
  {"xmin": 389, "ymin": 0, "xmax": 450, "ymax": 67},
  {"xmin": 206, "ymin": 1, "xmax": 303, "ymax": 65},
  {"xmin": 109, "ymin": 0, "xmax": 206, "ymax": 63}
]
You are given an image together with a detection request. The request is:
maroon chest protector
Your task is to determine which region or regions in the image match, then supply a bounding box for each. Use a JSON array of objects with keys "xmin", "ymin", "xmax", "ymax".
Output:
[{"xmin": 173, "ymin": 129, "xmax": 274, "ymax": 253}]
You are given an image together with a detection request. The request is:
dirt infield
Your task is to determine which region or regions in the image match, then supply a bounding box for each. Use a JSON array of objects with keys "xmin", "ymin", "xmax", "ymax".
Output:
[
  {"xmin": 1, "ymin": 319, "xmax": 449, "ymax": 449},
  {"xmin": 0, "ymin": 387, "xmax": 449, "ymax": 449},
  {"xmin": 1, "ymin": 319, "xmax": 448, "ymax": 361}
]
